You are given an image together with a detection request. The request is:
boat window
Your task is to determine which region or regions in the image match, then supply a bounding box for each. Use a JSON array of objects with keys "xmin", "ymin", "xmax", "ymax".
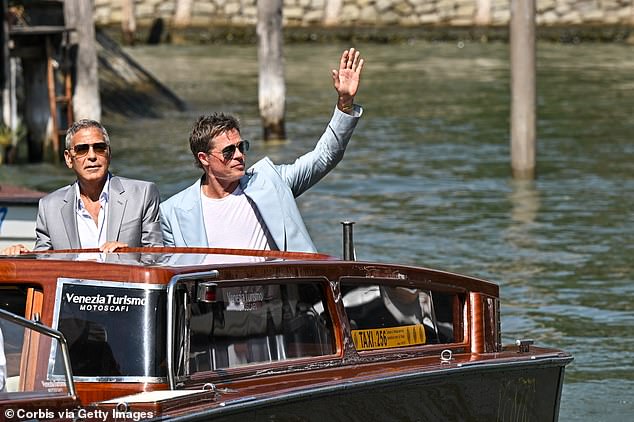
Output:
[
  {"xmin": 0, "ymin": 286, "xmax": 45, "ymax": 382},
  {"xmin": 175, "ymin": 280, "xmax": 335, "ymax": 376},
  {"xmin": 50, "ymin": 279, "xmax": 167, "ymax": 381},
  {"xmin": 0, "ymin": 309, "xmax": 72, "ymax": 397},
  {"xmin": 341, "ymin": 282, "xmax": 462, "ymax": 351},
  {"xmin": 0, "ymin": 286, "xmax": 29, "ymax": 317},
  {"xmin": 0, "ymin": 287, "xmax": 28, "ymax": 370}
]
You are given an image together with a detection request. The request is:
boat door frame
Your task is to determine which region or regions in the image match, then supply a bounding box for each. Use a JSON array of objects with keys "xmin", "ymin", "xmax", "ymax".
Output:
[{"xmin": 166, "ymin": 271, "xmax": 220, "ymax": 389}]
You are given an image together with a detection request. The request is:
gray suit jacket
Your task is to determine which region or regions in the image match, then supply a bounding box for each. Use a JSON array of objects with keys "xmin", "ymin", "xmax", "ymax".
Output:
[
  {"xmin": 34, "ymin": 176, "xmax": 163, "ymax": 250},
  {"xmin": 160, "ymin": 106, "xmax": 362, "ymax": 253}
]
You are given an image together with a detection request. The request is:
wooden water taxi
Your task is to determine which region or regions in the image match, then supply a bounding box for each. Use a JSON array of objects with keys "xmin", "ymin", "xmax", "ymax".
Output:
[{"xmin": 0, "ymin": 243, "xmax": 572, "ymax": 421}]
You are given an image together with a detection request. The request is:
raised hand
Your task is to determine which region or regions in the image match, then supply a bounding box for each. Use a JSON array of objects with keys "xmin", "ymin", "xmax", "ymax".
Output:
[{"xmin": 331, "ymin": 48, "xmax": 364, "ymax": 113}]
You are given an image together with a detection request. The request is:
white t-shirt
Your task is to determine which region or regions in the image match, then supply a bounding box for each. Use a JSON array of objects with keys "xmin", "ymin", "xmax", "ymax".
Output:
[{"xmin": 201, "ymin": 186, "xmax": 275, "ymax": 250}]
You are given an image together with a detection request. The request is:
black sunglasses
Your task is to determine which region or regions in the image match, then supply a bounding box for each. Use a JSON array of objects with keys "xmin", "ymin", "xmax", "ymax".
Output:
[
  {"xmin": 71, "ymin": 142, "xmax": 109, "ymax": 157},
  {"xmin": 217, "ymin": 140, "xmax": 250, "ymax": 161}
]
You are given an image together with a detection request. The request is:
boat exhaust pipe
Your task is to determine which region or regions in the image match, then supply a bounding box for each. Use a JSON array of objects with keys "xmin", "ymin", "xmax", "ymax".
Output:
[{"xmin": 341, "ymin": 221, "xmax": 356, "ymax": 261}]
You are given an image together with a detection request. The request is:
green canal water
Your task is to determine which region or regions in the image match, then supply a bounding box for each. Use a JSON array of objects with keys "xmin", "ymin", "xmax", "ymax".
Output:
[{"xmin": 2, "ymin": 41, "xmax": 632, "ymax": 421}]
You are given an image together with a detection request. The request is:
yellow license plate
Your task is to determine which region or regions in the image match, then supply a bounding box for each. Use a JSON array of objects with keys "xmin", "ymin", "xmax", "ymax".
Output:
[{"xmin": 351, "ymin": 324, "xmax": 426, "ymax": 351}]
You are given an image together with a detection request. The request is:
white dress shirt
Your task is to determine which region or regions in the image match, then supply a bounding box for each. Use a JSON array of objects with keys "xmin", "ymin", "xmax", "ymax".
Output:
[{"xmin": 75, "ymin": 176, "xmax": 110, "ymax": 248}]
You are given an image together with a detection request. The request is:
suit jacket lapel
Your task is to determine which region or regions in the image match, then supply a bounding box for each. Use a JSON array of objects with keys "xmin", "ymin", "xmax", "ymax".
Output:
[
  {"xmin": 61, "ymin": 184, "xmax": 80, "ymax": 248},
  {"xmin": 175, "ymin": 180, "xmax": 207, "ymax": 246},
  {"xmin": 107, "ymin": 176, "xmax": 126, "ymax": 242},
  {"xmin": 242, "ymin": 170, "xmax": 286, "ymax": 250}
]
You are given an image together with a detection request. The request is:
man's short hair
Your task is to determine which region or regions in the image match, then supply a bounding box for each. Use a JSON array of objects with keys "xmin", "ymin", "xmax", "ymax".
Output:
[
  {"xmin": 65, "ymin": 119, "xmax": 110, "ymax": 150},
  {"xmin": 189, "ymin": 113, "xmax": 240, "ymax": 169}
]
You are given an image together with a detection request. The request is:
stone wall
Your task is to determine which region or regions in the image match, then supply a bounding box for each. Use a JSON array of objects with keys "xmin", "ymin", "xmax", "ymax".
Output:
[{"xmin": 94, "ymin": 0, "xmax": 634, "ymax": 27}]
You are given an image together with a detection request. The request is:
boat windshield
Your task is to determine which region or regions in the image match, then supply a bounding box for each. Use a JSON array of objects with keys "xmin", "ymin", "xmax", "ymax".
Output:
[
  {"xmin": 49, "ymin": 279, "xmax": 167, "ymax": 382},
  {"xmin": 172, "ymin": 278, "xmax": 335, "ymax": 377}
]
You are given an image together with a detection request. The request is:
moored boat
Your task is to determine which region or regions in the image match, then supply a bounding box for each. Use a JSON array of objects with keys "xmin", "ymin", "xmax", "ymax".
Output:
[
  {"xmin": 0, "ymin": 184, "xmax": 45, "ymax": 250},
  {"xmin": 0, "ymin": 245, "xmax": 572, "ymax": 421}
]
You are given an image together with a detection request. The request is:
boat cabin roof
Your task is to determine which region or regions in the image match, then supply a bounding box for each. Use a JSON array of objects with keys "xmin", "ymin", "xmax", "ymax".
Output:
[{"xmin": 0, "ymin": 247, "xmax": 498, "ymax": 296}]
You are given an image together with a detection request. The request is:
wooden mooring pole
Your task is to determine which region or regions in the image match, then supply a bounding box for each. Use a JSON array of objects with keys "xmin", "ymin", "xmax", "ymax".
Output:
[
  {"xmin": 510, "ymin": 0, "xmax": 536, "ymax": 179},
  {"xmin": 64, "ymin": 0, "xmax": 101, "ymax": 122},
  {"xmin": 257, "ymin": 0, "xmax": 286, "ymax": 142}
]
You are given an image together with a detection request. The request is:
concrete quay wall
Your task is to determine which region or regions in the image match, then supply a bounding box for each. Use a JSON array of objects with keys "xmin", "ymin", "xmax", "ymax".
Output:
[{"xmin": 95, "ymin": 0, "xmax": 634, "ymax": 28}]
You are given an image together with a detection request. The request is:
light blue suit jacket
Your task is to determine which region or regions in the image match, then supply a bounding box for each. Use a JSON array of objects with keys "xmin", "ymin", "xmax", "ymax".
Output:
[{"xmin": 160, "ymin": 106, "xmax": 362, "ymax": 253}]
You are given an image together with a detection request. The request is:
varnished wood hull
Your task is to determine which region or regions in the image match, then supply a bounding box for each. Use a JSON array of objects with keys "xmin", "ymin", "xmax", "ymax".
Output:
[
  {"xmin": 0, "ymin": 249, "xmax": 572, "ymax": 421},
  {"xmin": 111, "ymin": 351, "xmax": 571, "ymax": 421}
]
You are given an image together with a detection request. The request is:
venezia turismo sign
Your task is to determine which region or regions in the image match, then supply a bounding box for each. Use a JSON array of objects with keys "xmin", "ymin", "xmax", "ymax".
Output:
[
  {"xmin": 50, "ymin": 279, "xmax": 167, "ymax": 379},
  {"xmin": 64, "ymin": 292, "xmax": 146, "ymax": 312},
  {"xmin": 56, "ymin": 279, "xmax": 163, "ymax": 315}
]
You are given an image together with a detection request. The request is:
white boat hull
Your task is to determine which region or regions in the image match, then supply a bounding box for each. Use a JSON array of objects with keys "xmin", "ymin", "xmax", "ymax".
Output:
[
  {"xmin": 0, "ymin": 202, "xmax": 38, "ymax": 249},
  {"xmin": 0, "ymin": 184, "xmax": 44, "ymax": 249}
]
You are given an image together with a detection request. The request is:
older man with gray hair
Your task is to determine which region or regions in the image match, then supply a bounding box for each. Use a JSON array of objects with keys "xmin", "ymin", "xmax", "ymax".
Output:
[{"xmin": 1, "ymin": 119, "xmax": 162, "ymax": 255}]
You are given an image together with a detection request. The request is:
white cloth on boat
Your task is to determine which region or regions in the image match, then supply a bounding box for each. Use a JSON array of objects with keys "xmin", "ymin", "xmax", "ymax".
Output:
[{"xmin": 0, "ymin": 327, "xmax": 6, "ymax": 392}]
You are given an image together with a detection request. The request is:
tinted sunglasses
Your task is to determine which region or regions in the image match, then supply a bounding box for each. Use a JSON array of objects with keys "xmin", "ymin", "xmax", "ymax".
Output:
[
  {"xmin": 71, "ymin": 142, "xmax": 109, "ymax": 157},
  {"xmin": 217, "ymin": 140, "xmax": 250, "ymax": 161}
]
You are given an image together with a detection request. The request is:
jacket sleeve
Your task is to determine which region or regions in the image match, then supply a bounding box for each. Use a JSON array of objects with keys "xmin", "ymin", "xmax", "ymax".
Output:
[
  {"xmin": 159, "ymin": 202, "xmax": 175, "ymax": 247},
  {"xmin": 276, "ymin": 105, "xmax": 362, "ymax": 198},
  {"xmin": 141, "ymin": 182, "xmax": 164, "ymax": 247},
  {"xmin": 34, "ymin": 198, "xmax": 52, "ymax": 250}
]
